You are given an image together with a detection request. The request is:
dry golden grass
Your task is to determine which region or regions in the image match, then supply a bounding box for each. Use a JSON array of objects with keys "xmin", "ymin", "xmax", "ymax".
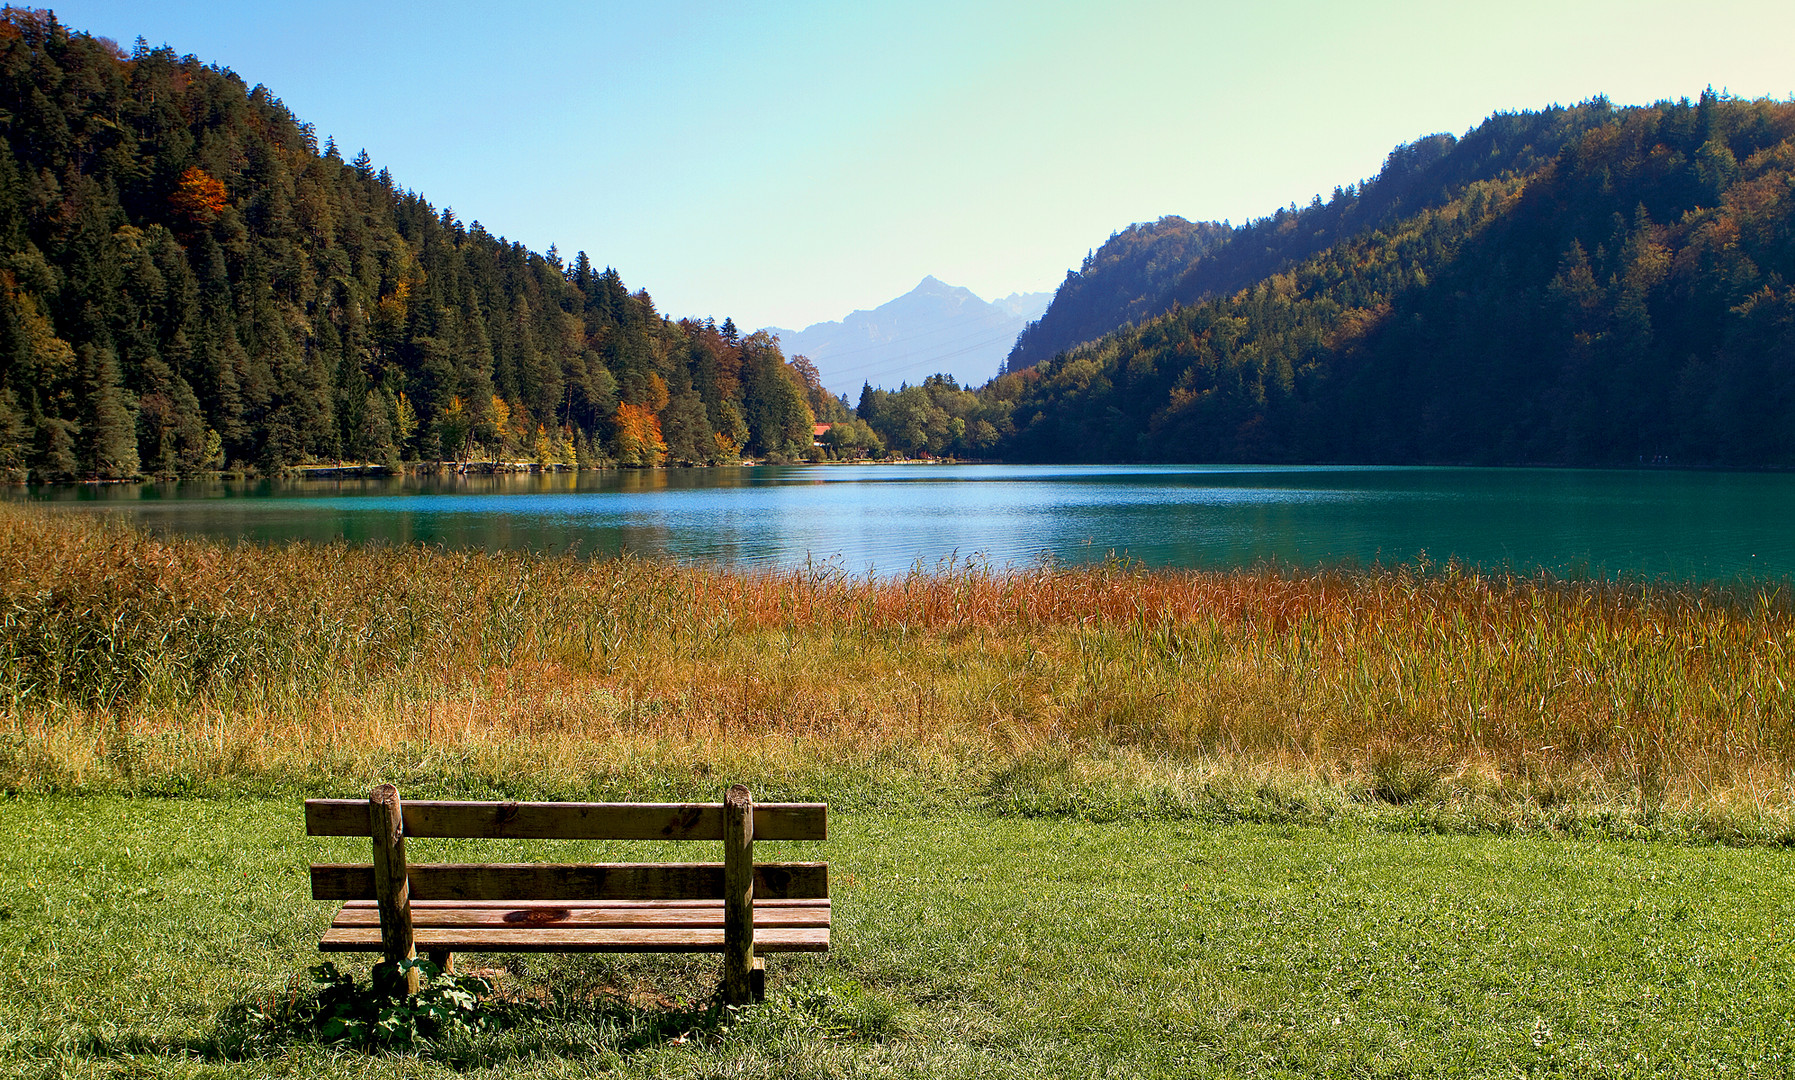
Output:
[{"xmin": 3, "ymin": 504, "xmax": 1792, "ymax": 837}]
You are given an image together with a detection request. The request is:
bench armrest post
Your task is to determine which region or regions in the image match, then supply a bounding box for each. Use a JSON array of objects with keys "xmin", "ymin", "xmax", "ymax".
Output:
[
  {"xmin": 721, "ymin": 784, "xmax": 755, "ymax": 1004},
  {"xmin": 369, "ymin": 783, "xmax": 419, "ymax": 994}
]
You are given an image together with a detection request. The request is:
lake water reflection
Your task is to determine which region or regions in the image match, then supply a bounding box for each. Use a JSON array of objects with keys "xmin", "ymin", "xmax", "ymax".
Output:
[{"xmin": 16, "ymin": 464, "xmax": 1795, "ymax": 582}]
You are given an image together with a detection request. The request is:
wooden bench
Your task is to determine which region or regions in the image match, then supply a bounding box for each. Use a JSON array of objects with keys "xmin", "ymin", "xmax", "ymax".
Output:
[{"xmin": 305, "ymin": 783, "xmax": 827, "ymax": 1003}]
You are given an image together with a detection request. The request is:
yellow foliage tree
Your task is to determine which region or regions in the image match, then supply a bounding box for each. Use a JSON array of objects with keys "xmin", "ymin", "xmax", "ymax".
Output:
[
  {"xmin": 485, "ymin": 395, "xmax": 511, "ymax": 460},
  {"xmin": 613, "ymin": 402, "xmax": 666, "ymax": 467},
  {"xmin": 392, "ymin": 392, "xmax": 418, "ymax": 448},
  {"xmin": 645, "ymin": 372, "xmax": 670, "ymax": 412}
]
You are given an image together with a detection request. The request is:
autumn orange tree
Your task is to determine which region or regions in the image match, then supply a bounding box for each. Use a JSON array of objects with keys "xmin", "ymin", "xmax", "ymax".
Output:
[
  {"xmin": 166, "ymin": 166, "xmax": 227, "ymax": 228},
  {"xmin": 612, "ymin": 402, "xmax": 667, "ymax": 467}
]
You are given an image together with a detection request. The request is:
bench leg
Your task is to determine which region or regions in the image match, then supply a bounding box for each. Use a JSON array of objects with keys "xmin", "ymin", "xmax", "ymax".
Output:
[
  {"xmin": 369, "ymin": 784, "xmax": 419, "ymax": 995},
  {"xmin": 750, "ymin": 956, "xmax": 765, "ymax": 1003},
  {"xmin": 722, "ymin": 785, "xmax": 756, "ymax": 1005},
  {"xmin": 428, "ymin": 950, "xmax": 454, "ymax": 975}
]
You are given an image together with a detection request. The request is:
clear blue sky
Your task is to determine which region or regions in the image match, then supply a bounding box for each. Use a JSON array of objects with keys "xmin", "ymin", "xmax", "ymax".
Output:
[{"xmin": 50, "ymin": 0, "xmax": 1795, "ymax": 330}]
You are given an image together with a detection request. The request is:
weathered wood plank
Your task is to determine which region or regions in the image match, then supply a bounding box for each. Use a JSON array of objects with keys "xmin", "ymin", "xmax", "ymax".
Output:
[
  {"xmin": 367, "ymin": 785, "xmax": 418, "ymax": 993},
  {"xmin": 721, "ymin": 784, "xmax": 756, "ymax": 1004},
  {"xmin": 310, "ymin": 862, "xmax": 828, "ymax": 901},
  {"xmin": 318, "ymin": 924, "xmax": 831, "ymax": 954},
  {"xmin": 338, "ymin": 898, "xmax": 832, "ymax": 910},
  {"xmin": 331, "ymin": 903, "xmax": 831, "ymax": 929},
  {"xmin": 305, "ymin": 800, "xmax": 826, "ymax": 840}
]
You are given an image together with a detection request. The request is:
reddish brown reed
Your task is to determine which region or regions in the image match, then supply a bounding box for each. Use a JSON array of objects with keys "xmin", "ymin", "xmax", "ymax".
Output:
[{"xmin": 2, "ymin": 505, "xmax": 1791, "ymax": 819}]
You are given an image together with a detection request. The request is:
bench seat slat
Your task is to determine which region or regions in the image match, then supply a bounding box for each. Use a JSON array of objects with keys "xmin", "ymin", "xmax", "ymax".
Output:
[
  {"xmin": 338, "ymin": 898, "xmax": 832, "ymax": 910},
  {"xmin": 305, "ymin": 799, "xmax": 826, "ymax": 841},
  {"xmin": 311, "ymin": 862, "xmax": 828, "ymax": 902},
  {"xmin": 331, "ymin": 901, "xmax": 830, "ymax": 930},
  {"xmin": 318, "ymin": 925, "xmax": 831, "ymax": 954}
]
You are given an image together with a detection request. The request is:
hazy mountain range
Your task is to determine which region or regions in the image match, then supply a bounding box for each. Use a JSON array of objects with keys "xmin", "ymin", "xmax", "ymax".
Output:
[{"xmin": 764, "ymin": 277, "xmax": 1051, "ymax": 398}]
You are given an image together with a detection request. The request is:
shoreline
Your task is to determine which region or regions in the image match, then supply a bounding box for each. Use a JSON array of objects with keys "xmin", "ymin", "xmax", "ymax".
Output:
[
  {"xmin": 5, "ymin": 455, "xmax": 1790, "ymax": 487},
  {"xmin": 2, "ymin": 504, "xmax": 1790, "ymax": 842}
]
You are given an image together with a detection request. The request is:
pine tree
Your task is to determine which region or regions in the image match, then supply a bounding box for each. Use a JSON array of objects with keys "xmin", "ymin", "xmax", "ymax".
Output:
[
  {"xmin": 37, "ymin": 416, "xmax": 79, "ymax": 481},
  {"xmin": 0, "ymin": 386, "xmax": 27, "ymax": 479},
  {"xmin": 659, "ymin": 383, "xmax": 715, "ymax": 465},
  {"xmin": 78, "ymin": 343, "xmax": 139, "ymax": 479}
]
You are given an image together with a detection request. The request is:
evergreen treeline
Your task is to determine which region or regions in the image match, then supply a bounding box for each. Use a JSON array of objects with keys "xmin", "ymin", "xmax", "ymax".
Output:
[
  {"xmin": 0, "ymin": 9, "xmax": 842, "ymax": 481},
  {"xmin": 1005, "ymin": 106, "xmax": 1627, "ymax": 372},
  {"xmin": 7, "ymin": 8, "xmax": 1791, "ymax": 474},
  {"xmin": 970, "ymin": 93, "xmax": 1795, "ymax": 467},
  {"xmin": 1002, "ymin": 216, "xmax": 1231, "ymax": 373}
]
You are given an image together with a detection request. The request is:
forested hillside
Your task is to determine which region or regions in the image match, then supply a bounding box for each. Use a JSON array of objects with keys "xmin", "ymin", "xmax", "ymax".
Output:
[
  {"xmin": 5, "ymin": 9, "xmax": 1790, "ymax": 475},
  {"xmin": 1002, "ymin": 216, "xmax": 1231, "ymax": 372},
  {"xmin": 847, "ymin": 95, "xmax": 1773, "ymax": 467},
  {"xmin": 1004, "ymin": 106, "xmax": 1632, "ymax": 371},
  {"xmin": 987, "ymin": 93, "xmax": 1795, "ymax": 467},
  {"xmin": 0, "ymin": 10, "xmax": 831, "ymax": 480}
]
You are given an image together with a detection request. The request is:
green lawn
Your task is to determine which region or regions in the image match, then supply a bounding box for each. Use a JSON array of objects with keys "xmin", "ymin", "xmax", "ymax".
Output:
[{"xmin": 2, "ymin": 798, "xmax": 1791, "ymax": 1078}]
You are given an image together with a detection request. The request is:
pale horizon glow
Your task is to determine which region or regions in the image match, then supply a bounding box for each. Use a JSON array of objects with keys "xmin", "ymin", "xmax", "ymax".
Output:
[{"xmin": 48, "ymin": 0, "xmax": 1795, "ymax": 331}]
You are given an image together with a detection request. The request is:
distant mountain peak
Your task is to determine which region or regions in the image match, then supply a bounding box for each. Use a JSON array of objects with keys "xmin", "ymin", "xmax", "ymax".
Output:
[
  {"xmin": 763, "ymin": 277, "xmax": 1051, "ymax": 396},
  {"xmin": 906, "ymin": 275, "xmax": 981, "ymax": 304}
]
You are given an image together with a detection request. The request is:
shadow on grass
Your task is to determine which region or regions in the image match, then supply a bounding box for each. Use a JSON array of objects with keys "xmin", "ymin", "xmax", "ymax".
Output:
[
  {"xmin": 220, "ymin": 972, "xmax": 739, "ymax": 1065},
  {"xmin": 36, "ymin": 965, "xmax": 910, "ymax": 1072}
]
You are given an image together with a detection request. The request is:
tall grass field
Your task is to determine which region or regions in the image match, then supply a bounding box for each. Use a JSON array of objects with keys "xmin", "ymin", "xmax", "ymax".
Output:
[
  {"xmin": 2, "ymin": 504, "xmax": 1791, "ymax": 836},
  {"xmin": 3, "ymin": 504, "xmax": 1794, "ymax": 1078}
]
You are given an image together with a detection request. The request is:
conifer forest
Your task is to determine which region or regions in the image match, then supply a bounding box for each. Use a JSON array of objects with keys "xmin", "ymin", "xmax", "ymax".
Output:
[{"xmin": 2, "ymin": 9, "xmax": 1792, "ymax": 479}]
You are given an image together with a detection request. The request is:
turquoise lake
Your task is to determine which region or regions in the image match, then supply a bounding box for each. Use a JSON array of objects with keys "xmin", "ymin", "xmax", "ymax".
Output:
[{"xmin": 16, "ymin": 464, "xmax": 1795, "ymax": 582}]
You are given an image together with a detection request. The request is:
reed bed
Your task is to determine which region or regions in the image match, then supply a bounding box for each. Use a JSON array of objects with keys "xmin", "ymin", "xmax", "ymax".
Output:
[{"xmin": 3, "ymin": 504, "xmax": 1792, "ymax": 839}]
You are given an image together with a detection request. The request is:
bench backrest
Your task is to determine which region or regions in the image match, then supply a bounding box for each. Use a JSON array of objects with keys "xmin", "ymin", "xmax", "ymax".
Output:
[
  {"xmin": 305, "ymin": 794, "xmax": 828, "ymax": 902},
  {"xmin": 305, "ymin": 799, "xmax": 826, "ymax": 841}
]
